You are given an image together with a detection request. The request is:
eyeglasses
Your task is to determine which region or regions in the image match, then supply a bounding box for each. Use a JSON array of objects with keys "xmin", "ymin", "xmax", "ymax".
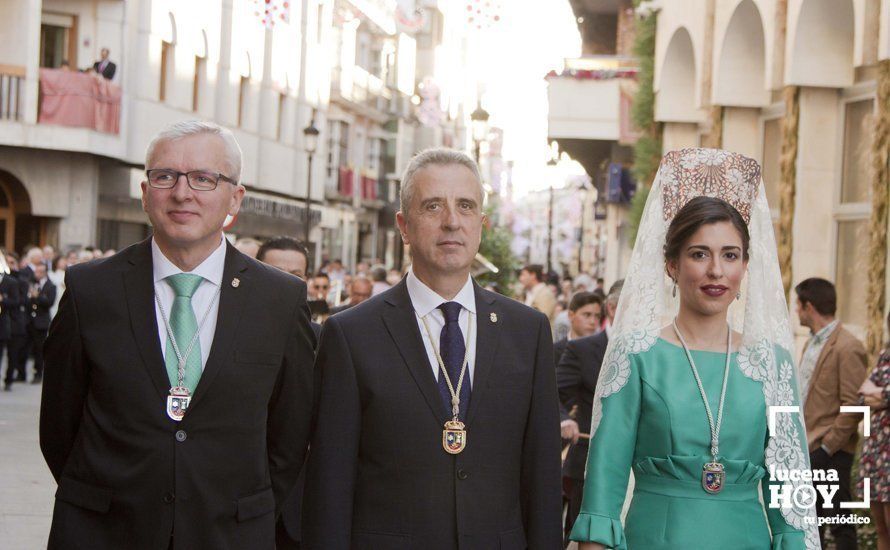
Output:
[{"xmin": 146, "ymin": 169, "xmax": 237, "ymax": 191}]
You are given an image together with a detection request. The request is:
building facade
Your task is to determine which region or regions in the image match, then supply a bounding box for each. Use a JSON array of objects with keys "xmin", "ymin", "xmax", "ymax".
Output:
[
  {"xmin": 0, "ymin": 0, "xmax": 482, "ymax": 272},
  {"xmin": 652, "ymin": 0, "xmax": 889, "ymax": 342}
]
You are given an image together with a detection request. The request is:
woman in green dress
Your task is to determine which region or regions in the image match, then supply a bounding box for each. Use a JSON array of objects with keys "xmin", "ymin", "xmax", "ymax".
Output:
[{"xmin": 570, "ymin": 148, "xmax": 820, "ymax": 549}]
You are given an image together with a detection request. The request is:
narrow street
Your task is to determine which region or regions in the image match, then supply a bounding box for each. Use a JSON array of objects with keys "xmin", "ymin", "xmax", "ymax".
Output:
[{"xmin": 0, "ymin": 383, "xmax": 54, "ymax": 549}]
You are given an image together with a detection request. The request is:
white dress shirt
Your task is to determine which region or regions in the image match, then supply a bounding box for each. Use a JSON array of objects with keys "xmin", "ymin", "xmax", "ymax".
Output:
[
  {"xmin": 406, "ymin": 269, "xmax": 477, "ymax": 384},
  {"xmin": 152, "ymin": 237, "xmax": 226, "ymax": 371}
]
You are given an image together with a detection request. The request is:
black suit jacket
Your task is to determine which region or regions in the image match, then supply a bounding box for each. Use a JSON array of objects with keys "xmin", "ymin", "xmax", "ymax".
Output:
[
  {"xmin": 93, "ymin": 60, "xmax": 116, "ymax": 80},
  {"xmin": 10, "ymin": 271, "xmax": 29, "ymax": 336},
  {"xmin": 28, "ymin": 278, "xmax": 56, "ymax": 331},
  {"xmin": 303, "ymin": 279, "xmax": 562, "ymax": 550},
  {"xmin": 0, "ymin": 273, "xmax": 21, "ymax": 341},
  {"xmin": 553, "ymin": 337, "xmax": 568, "ymax": 370},
  {"xmin": 556, "ymin": 331, "xmax": 608, "ymax": 480},
  {"xmin": 277, "ymin": 320, "xmax": 321, "ymax": 545},
  {"xmin": 39, "ymin": 239, "xmax": 316, "ymax": 550}
]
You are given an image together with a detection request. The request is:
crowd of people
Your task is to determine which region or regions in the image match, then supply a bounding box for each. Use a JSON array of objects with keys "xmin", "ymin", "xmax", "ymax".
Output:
[
  {"xmin": 31, "ymin": 120, "xmax": 890, "ymax": 550},
  {"xmin": 0, "ymin": 245, "xmax": 117, "ymax": 391}
]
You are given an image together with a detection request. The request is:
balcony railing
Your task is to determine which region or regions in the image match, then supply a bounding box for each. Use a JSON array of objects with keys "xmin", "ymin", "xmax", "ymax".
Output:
[
  {"xmin": 38, "ymin": 68, "xmax": 121, "ymax": 133},
  {"xmin": 0, "ymin": 64, "xmax": 25, "ymax": 121}
]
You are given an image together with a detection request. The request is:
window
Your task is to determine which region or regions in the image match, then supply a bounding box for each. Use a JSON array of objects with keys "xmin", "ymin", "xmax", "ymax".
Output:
[
  {"xmin": 840, "ymin": 99, "xmax": 875, "ymax": 203},
  {"xmin": 160, "ymin": 41, "xmax": 173, "ymax": 102},
  {"xmin": 834, "ymin": 95, "xmax": 875, "ymax": 329},
  {"xmin": 277, "ymin": 92, "xmax": 287, "ymax": 141},
  {"xmin": 238, "ymin": 75, "xmax": 250, "ymax": 127},
  {"xmin": 835, "ymin": 219, "xmax": 869, "ymax": 327},
  {"xmin": 193, "ymin": 55, "xmax": 206, "ymax": 112},
  {"xmin": 317, "ymin": 4, "xmax": 325, "ymax": 45},
  {"xmin": 761, "ymin": 117, "xmax": 781, "ymax": 211},
  {"xmin": 40, "ymin": 13, "xmax": 76, "ymax": 69}
]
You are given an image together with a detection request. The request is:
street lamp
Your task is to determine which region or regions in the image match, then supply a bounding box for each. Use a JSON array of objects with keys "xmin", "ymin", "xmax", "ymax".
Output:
[
  {"xmin": 470, "ymin": 102, "xmax": 489, "ymax": 165},
  {"xmin": 303, "ymin": 120, "xmax": 320, "ymax": 246},
  {"xmin": 546, "ymin": 156, "xmax": 557, "ymax": 275}
]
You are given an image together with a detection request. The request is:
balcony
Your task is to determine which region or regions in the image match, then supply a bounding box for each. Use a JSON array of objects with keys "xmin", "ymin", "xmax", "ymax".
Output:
[
  {"xmin": 546, "ymin": 56, "xmax": 639, "ymax": 143},
  {"xmin": 38, "ymin": 68, "xmax": 121, "ymax": 134},
  {"xmin": 0, "ymin": 65, "xmax": 25, "ymax": 121},
  {"xmin": 331, "ymin": 66, "xmax": 393, "ymax": 122}
]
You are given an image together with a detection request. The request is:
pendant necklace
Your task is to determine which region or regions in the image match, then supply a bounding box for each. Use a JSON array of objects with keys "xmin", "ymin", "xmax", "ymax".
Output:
[
  {"xmin": 672, "ymin": 319, "xmax": 732, "ymax": 494},
  {"xmin": 419, "ymin": 310, "xmax": 473, "ymax": 455},
  {"xmin": 155, "ymin": 285, "xmax": 220, "ymax": 421}
]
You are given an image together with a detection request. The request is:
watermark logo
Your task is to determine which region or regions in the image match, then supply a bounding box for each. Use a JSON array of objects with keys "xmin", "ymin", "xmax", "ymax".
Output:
[{"xmin": 767, "ymin": 405, "xmax": 872, "ymax": 527}]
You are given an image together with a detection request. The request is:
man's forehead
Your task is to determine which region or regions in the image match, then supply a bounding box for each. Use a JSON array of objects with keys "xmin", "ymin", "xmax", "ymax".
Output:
[{"xmin": 149, "ymin": 134, "xmax": 227, "ymax": 167}]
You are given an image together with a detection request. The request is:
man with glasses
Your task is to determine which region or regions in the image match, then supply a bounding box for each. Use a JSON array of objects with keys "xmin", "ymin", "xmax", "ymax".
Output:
[{"xmin": 40, "ymin": 120, "xmax": 316, "ymax": 550}]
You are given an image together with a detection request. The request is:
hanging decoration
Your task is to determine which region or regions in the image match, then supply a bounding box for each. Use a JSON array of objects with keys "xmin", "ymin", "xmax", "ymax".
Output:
[
  {"xmin": 545, "ymin": 68, "xmax": 639, "ymax": 81},
  {"xmin": 396, "ymin": 0, "xmax": 426, "ymax": 32},
  {"xmin": 252, "ymin": 0, "xmax": 290, "ymax": 28},
  {"xmin": 417, "ymin": 77, "xmax": 444, "ymax": 127},
  {"xmin": 465, "ymin": 0, "xmax": 502, "ymax": 30}
]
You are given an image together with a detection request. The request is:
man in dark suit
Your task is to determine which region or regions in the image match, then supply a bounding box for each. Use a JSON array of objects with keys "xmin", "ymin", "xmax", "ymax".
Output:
[
  {"xmin": 0, "ymin": 264, "xmax": 21, "ymax": 391},
  {"xmin": 26, "ymin": 262, "xmax": 56, "ymax": 384},
  {"xmin": 4, "ymin": 252, "xmax": 30, "ymax": 385},
  {"xmin": 304, "ymin": 148, "xmax": 563, "ymax": 550},
  {"xmin": 556, "ymin": 280, "xmax": 622, "ymax": 545},
  {"xmin": 40, "ymin": 120, "xmax": 316, "ymax": 550},
  {"xmin": 552, "ymin": 291, "xmax": 602, "ymax": 368},
  {"xmin": 93, "ymin": 48, "xmax": 116, "ymax": 80},
  {"xmin": 255, "ymin": 235, "xmax": 319, "ymax": 550}
]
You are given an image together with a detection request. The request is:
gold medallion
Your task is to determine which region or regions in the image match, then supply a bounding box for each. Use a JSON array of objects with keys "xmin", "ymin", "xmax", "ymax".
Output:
[{"xmin": 442, "ymin": 420, "xmax": 467, "ymax": 454}]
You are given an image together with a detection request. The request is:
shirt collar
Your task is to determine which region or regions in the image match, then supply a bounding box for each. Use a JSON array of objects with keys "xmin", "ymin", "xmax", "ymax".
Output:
[
  {"xmin": 811, "ymin": 319, "xmax": 839, "ymax": 344},
  {"xmin": 406, "ymin": 268, "xmax": 476, "ymax": 318},
  {"xmin": 152, "ymin": 236, "xmax": 227, "ymax": 287}
]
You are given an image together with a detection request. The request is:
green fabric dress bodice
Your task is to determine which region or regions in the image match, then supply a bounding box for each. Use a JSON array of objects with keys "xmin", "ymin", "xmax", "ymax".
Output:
[{"xmin": 569, "ymin": 338, "xmax": 806, "ymax": 550}]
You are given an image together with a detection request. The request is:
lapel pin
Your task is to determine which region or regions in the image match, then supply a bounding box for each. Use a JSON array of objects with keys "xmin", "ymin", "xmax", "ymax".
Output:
[
  {"xmin": 231, "ymin": 278, "xmax": 240, "ymax": 288},
  {"xmin": 490, "ymin": 312, "xmax": 497, "ymax": 323}
]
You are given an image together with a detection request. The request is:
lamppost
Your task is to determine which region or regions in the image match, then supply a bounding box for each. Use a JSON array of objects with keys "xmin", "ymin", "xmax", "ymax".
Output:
[
  {"xmin": 546, "ymin": 156, "xmax": 557, "ymax": 275},
  {"xmin": 470, "ymin": 102, "xmax": 490, "ymax": 166},
  {"xmin": 302, "ymin": 120, "xmax": 320, "ymax": 246}
]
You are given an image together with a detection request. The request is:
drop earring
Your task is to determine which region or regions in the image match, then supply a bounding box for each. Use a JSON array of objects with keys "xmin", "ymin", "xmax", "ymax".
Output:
[
  {"xmin": 736, "ymin": 291, "xmax": 741, "ymax": 301},
  {"xmin": 672, "ymin": 281, "xmax": 677, "ymax": 298}
]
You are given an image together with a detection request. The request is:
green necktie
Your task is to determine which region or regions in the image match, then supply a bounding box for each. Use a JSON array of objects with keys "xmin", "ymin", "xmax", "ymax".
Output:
[{"xmin": 164, "ymin": 273, "xmax": 205, "ymax": 393}]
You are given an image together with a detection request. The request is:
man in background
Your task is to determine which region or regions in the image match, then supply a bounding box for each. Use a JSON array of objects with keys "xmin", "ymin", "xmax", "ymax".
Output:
[
  {"xmin": 552, "ymin": 291, "xmax": 602, "ymax": 368},
  {"xmin": 795, "ymin": 277, "xmax": 867, "ymax": 550},
  {"xmin": 557, "ymin": 280, "xmax": 622, "ymax": 544},
  {"xmin": 93, "ymin": 48, "xmax": 116, "ymax": 80},
  {"xmin": 520, "ymin": 264, "xmax": 556, "ymax": 322}
]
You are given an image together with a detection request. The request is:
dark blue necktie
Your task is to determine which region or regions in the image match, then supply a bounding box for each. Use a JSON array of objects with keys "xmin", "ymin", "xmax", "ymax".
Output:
[{"xmin": 437, "ymin": 301, "xmax": 471, "ymax": 421}]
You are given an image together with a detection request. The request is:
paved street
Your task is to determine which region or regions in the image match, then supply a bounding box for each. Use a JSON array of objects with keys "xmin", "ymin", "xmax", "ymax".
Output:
[{"xmin": 0, "ymin": 382, "xmax": 53, "ymax": 549}]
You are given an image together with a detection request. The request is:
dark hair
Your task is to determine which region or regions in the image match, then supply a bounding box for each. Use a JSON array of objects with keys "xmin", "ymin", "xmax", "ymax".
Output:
[
  {"xmin": 52, "ymin": 255, "xmax": 66, "ymax": 271},
  {"xmin": 256, "ymin": 236, "xmax": 309, "ymax": 264},
  {"xmin": 664, "ymin": 197, "xmax": 750, "ymax": 271},
  {"xmin": 521, "ymin": 264, "xmax": 544, "ymax": 282},
  {"xmin": 569, "ymin": 291, "xmax": 603, "ymax": 313},
  {"xmin": 313, "ymin": 272, "xmax": 330, "ymax": 282},
  {"xmin": 794, "ymin": 278, "xmax": 837, "ymax": 316}
]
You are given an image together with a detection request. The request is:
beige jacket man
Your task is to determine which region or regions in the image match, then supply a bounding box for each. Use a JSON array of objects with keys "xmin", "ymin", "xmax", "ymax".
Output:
[
  {"xmin": 802, "ymin": 324, "xmax": 868, "ymax": 455},
  {"xmin": 525, "ymin": 282, "xmax": 557, "ymax": 321}
]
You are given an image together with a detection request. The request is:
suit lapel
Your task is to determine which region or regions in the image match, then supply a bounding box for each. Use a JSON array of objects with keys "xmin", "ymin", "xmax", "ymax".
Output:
[
  {"xmin": 188, "ymin": 243, "xmax": 251, "ymax": 410},
  {"xmin": 122, "ymin": 239, "xmax": 169, "ymax": 400},
  {"xmin": 382, "ymin": 280, "xmax": 448, "ymax": 425},
  {"xmin": 467, "ymin": 284, "xmax": 499, "ymax": 425}
]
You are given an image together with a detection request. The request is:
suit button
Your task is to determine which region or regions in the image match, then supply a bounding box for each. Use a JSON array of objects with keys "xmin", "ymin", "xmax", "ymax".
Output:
[
  {"xmin": 457, "ymin": 469, "xmax": 469, "ymax": 480},
  {"xmin": 175, "ymin": 430, "xmax": 187, "ymax": 442},
  {"xmin": 163, "ymin": 492, "xmax": 175, "ymax": 503}
]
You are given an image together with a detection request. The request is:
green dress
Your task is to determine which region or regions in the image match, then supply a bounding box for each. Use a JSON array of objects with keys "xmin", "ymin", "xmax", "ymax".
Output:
[{"xmin": 569, "ymin": 339, "xmax": 807, "ymax": 549}]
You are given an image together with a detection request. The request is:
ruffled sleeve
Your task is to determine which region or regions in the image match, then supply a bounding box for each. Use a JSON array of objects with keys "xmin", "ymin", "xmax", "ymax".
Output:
[
  {"xmin": 569, "ymin": 512, "xmax": 627, "ymax": 550},
  {"xmin": 568, "ymin": 353, "xmax": 641, "ymax": 548}
]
